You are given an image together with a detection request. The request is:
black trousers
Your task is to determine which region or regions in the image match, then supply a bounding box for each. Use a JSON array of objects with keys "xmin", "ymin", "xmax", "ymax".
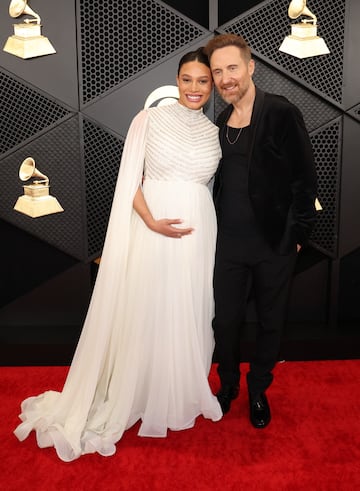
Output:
[{"xmin": 213, "ymin": 230, "xmax": 297, "ymax": 396}]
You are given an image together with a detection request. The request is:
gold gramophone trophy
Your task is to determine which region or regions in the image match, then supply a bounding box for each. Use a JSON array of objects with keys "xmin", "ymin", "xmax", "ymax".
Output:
[
  {"xmin": 3, "ymin": 0, "xmax": 56, "ymax": 59},
  {"xmin": 14, "ymin": 157, "xmax": 63, "ymax": 218},
  {"xmin": 279, "ymin": 0, "xmax": 330, "ymax": 58}
]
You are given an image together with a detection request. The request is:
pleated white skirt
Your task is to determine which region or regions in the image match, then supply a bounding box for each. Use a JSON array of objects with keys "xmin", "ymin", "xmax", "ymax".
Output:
[{"xmin": 14, "ymin": 179, "xmax": 222, "ymax": 461}]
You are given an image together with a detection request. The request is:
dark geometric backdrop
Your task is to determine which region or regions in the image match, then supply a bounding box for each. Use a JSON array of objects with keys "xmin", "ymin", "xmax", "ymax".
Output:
[{"xmin": 0, "ymin": 0, "xmax": 359, "ymax": 364}]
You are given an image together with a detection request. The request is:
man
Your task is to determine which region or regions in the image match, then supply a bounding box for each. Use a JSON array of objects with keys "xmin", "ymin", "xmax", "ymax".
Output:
[{"xmin": 204, "ymin": 34, "xmax": 317, "ymax": 428}]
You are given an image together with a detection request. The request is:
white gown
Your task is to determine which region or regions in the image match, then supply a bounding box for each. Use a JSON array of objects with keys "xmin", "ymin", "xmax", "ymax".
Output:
[{"xmin": 14, "ymin": 102, "xmax": 223, "ymax": 462}]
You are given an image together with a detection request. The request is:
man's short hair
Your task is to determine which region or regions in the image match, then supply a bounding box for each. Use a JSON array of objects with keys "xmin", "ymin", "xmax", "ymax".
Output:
[{"xmin": 204, "ymin": 34, "xmax": 252, "ymax": 63}]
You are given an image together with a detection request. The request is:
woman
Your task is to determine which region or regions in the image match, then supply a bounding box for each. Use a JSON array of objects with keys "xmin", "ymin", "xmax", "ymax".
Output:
[{"xmin": 14, "ymin": 48, "xmax": 222, "ymax": 462}]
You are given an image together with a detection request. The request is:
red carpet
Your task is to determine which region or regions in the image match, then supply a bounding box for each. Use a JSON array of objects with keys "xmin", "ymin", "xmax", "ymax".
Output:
[{"xmin": 1, "ymin": 361, "xmax": 360, "ymax": 490}]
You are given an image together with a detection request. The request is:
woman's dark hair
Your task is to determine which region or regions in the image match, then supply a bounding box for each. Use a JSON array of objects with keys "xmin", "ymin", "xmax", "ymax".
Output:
[{"xmin": 177, "ymin": 47, "xmax": 210, "ymax": 75}]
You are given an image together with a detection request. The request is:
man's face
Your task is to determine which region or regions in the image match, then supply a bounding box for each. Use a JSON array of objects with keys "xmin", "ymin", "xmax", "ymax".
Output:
[{"xmin": 210, "ymin": 45, "xmax": 255, "ymax": 104}]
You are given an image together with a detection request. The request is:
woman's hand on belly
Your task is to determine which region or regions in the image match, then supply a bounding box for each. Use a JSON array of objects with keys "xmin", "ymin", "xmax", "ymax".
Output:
[{"xmin": 149, "ymin": 218, "xmax": 194, "ymax": 238}]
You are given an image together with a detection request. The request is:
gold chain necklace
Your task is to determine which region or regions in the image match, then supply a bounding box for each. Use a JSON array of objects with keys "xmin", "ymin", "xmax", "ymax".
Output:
[{"xmin": 225, "ymin": 125, "xmax": 243, "ymax": 145}]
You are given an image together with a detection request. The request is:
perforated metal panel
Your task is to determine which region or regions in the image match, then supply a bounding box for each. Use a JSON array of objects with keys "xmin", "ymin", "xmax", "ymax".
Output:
[
  {"xmin": 82, "ymin": 118, "xmax": 125, "ymax": 258},
  {"xmin": 252, "ymin": 60, "xmax": 342, "ymax": 132},
  {"xmin": 309, "ymin": 120, "xmax": 342, "ymax": 257},
  {"xmin": 1, "ymin": 117, "xmax": 85, "ymax": 259},
  {"xmin": 219, "ymin": 0, "xmax": 346, "ymax": 105},
  {"xmin": 79, "ymin": 0, "xmax": 207, "ymax": 105},
  {"xmin": 349, "ymin": 103, "xmax": 360, "ymax": 122},
  {"xmin": 0, "ymin": 69, "xmax": 72, "ymax": 156}
]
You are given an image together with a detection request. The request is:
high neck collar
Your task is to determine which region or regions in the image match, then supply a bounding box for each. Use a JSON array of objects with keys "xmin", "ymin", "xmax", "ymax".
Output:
[{"xmin": 175, "ymin": 101, "xmax": 204, "ymax": 119}]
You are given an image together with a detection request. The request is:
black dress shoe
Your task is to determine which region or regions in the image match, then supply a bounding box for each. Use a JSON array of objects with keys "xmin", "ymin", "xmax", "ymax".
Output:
[
  {"xmin": 248, "ymin": 391, "xmax": 271, "ymax": 428},
  {"xmin": 216, "ymin": 385, "xmax": 239, "ymax": 414}
]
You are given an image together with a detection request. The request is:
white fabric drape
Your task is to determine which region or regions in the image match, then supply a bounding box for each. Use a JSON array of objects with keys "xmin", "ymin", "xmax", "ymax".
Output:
[{"xmin": 14, "ymin": 104, "xmax": 222, "ymax": 462}]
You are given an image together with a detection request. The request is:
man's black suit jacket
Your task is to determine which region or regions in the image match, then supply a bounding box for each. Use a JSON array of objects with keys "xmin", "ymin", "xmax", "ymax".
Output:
[{"xmin": 214, "ymin": 87, "xmax": 318, "ymax": 255}]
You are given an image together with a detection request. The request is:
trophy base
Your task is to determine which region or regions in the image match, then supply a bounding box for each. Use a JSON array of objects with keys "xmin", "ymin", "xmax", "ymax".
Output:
[
  {"xmin": 14, "ymin": 195, "xmax": 64, "ymax": 218},
  {"xmin": 3, "ymin": 24, "xmax": 56, "ymax": 59},
  {"xmin": 279, "ymin": 22, "xmax": 330, "ymax": 59},
  {"xmin": 279, "ymin": 34, "xmax": 330, "ymax": 58}
]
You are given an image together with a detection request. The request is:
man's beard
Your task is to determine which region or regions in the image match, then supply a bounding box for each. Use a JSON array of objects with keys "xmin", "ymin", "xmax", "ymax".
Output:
[{"xmin": 219, "ymin": 83, "xmax": 249, "ymax": 104}]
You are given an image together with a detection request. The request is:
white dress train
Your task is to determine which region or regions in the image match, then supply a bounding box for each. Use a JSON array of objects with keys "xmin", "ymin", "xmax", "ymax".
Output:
[{"xmin": 14, "ymin": 102, "xmax": 223, "ymax": 462}]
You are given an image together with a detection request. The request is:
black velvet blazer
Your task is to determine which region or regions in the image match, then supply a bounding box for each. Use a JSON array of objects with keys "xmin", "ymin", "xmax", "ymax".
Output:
[{"xmin": 214, "ymin": 87, "xmax": 318, "ymax": 254}]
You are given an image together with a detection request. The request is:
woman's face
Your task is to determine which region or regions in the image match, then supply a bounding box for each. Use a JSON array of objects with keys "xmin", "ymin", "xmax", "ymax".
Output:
[{"xmin": 176, "ymin": 61, "xmax": 213, "ymax": 110}]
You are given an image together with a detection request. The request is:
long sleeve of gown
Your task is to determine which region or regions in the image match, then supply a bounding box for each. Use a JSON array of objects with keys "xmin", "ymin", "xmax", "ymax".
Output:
[{"xmin": 14, "ymin": 110, "xmax": 149, "ymax": 461}]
